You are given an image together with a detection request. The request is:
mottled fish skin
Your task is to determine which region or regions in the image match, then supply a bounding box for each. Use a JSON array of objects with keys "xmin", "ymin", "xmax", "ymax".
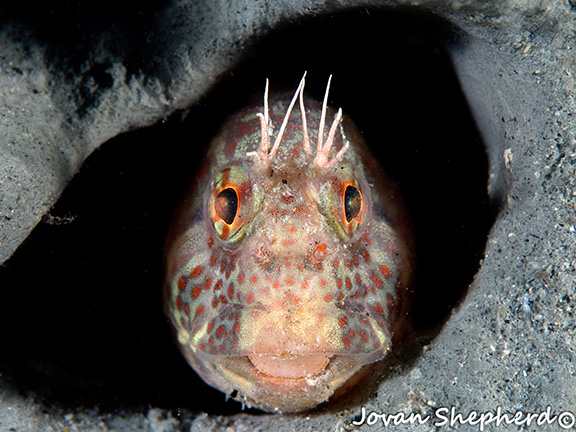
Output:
[{"xmin": 163, "ymin": 75, "xmax": 412, "ymax": 412}]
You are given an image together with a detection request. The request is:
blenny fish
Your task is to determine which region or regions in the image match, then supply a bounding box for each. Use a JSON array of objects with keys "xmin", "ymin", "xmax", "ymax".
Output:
[{"xmin": 163, "ymin": 73, "xmax": 413, "ymax": 412}]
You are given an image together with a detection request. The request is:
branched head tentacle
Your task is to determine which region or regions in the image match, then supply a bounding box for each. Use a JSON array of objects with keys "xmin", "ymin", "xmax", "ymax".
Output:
[
  {"xmin": 313, "ymin": 75, "xmax": 349, "ymax": 169},
  {"xmin": 247, "ymin": 73, "xmax": 307, "ymax": 170},
  {"xmin": 248, "ymin": 73, "xmax": 348, "ymax": 171},
  {"xmin": 268, "ymin": 72, "xmax": 307, "ymax": 161}
]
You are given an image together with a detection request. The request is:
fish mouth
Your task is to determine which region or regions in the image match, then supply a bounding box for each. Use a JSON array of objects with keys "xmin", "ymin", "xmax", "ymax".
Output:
[
  {"xmin": 178, "ymin": 302, "xmax": 393, "ymax": 410},
  {"xmin": 181, "ymin": 345, "xmax": 385, "ymax": 412},
  {"xmin": 248, "ymin": 353, "xmax": 331, "ymax": 379}
]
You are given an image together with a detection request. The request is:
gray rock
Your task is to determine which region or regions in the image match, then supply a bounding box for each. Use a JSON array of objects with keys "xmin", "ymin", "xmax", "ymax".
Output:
[{"xmin": 0, "ymin": 1, "xmax": 574, "ymax": 431}]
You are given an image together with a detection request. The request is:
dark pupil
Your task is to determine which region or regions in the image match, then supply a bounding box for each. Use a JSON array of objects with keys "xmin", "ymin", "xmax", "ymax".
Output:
[
  {"xmin": 215, "ymin": 187, "xmax": 238, "ymax": 225},
  {"xmin": 344, "ymin": 185, "xmax": 361, "ymax": 223}
]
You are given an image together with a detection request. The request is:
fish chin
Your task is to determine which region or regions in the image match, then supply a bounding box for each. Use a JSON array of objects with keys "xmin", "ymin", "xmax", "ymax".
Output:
[{"xmin": 180, "ymin": 344, "xmax": 386, "ymax": 412}]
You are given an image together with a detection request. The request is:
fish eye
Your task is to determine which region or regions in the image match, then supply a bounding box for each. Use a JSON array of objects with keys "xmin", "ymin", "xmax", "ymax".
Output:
[
  {"xmin": 344, "ymin": 184, "xmax": 362, "ymax": 223},
  {"xmin": 317, "ymin": 176, "xmax": 368, "ymax": 240},
  {"xmin": 206, "ymin": 166, "xmax": 263, "ymax": 243},
  {"xmin": 215, "ymin": 187, "xmax": 238, "ymax": 225}
]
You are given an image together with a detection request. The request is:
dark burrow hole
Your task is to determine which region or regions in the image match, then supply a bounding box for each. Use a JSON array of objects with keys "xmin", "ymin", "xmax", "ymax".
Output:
[{"xmin": 0, "ymin": 8, "xmax": 495, "ymax": 418}]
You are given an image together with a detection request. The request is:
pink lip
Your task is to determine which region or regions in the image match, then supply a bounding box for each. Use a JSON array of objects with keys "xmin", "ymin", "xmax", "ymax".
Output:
[{"xmin": 249, "ymin": 353, "xmax": 331, "ymax": 379}]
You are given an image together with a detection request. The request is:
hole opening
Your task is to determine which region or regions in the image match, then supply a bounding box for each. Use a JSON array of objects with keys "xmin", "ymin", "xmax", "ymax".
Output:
[{"xmin": 0, "ymin": 7, "xmax": 496, "ymax": 417}]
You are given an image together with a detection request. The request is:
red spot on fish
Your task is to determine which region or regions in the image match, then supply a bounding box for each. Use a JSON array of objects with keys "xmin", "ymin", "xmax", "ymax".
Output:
[
  {"xmin": 321, "ymin": 278, "xmax": 327, "ymax": 286},
  {"xmin": 184, "ymin": 303, "xmax": 190, "ymax": 313},
  {"xmin": 371, "ymin": 272, "xmax": 383, "ymax": 288},
  {"xmin": 337, "ymin": 293, "xmax": 344, "ymax": 301},
  {"xmin": 375, "ymin": 303, "xmax": 384, "ymax": 315},
  {"xmin": 348, "ymin": 329, "xmax": 355, "ymax": 338},
  {"xmin": 342, "ymin": 335, "xmax": 351, "ymax": 347},
  {"xmin": 361, "ymin": 249, "xmax": 371, "ymax": 262},
  {"xmin": 207, "ymin": 236, "xmax": 214, "ymax": 248},
  {"xmin": 380, "ymin": 264, "xmax": 391, "ymax": 278},
  {"xmin": 246, "ymin": 292, "xmax": 255, "ymax": 304},
  {"xmin": 337, "ymin": 279, "xmax": 342, "ymax": 288},
  {"xmin": 216, "ymin": 325, "xmax": 226, "ymax": 338},
  {"xmin": 353, "ymin": 255, "xmax": 359, "ymax": 267},
  {"xmin": 176, "ymin": 297, "xmax": 183, "ymax": 310},
  {"xmin": 238, "ymin": 272, "xmax": 245, "ymax": 283},
  {"xmin": 178, "ymin": 277, "xmax": 187, "ymax": 291},
  {"xmin": 359, "ymin": 329, "xmax": 368, "ymax": 341},
  {"xmin": 301, "ymin": 280, "xmax": 309, "ymax": 289},
  {"xmin": 273, "ymin": 281, "xmax": 280, "ymax": 289},
  {"xmin": 228, "ymin": 283, "xmax": 235, "ymax": 299},
  {"xmin": 233, "ymin": 321, "xmax": 240, "ymax": 335},
  {"xmin": 214, "ymin": 280, "xmax": 223, "ymax": 290},
  {"xmin": 212, "ymin": 298, "xmax": 219, "ymax": 308},
  {"xmin": 207, "ymin": 320, "xmax": 215, "ymax": 332},
  {"xmin": 192, "ymin": 286, "xmax": 201, "ymax": 298},
  {"xmin": 205, "ymin": 278, "xmax": 212, "ymax": 289},
  {"xmin": 333, "ymin": 259, "xmax": 339, "ymax": 268},
  {"xmin": 219, "ymin": 295, "xmax": 228, "ymax": 304},
  {"xmin": 285, "ymin": 292, "xmax": 300, "ymax": 304},
  {"xmin": 355, "ymin": 273, "xmax": 362, "ymax": 284},
  {"xmin": 345, "ymin": 277, "xmax": 352, "ymax": 289},
  {"xmin": 285, "ymin": 279, "xmax": 295, "ymax": 285},
  {"xmin": 210, "ymin": 253, "xmax": 218, "ymax": 267},
  {"xmin": 339, "ymin": 316, "xmax": 348, "ymax": 327},
  {"xmin": 324, "ymin": 294, "xmax": 333, "ymax": 302},
  {"xmin": 195, "ymin": 305, "xmax": 204, "ymax": 316},
  {"xmin": 191, "ymin": 265, "xmax": 202, "ymax": 278}
]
